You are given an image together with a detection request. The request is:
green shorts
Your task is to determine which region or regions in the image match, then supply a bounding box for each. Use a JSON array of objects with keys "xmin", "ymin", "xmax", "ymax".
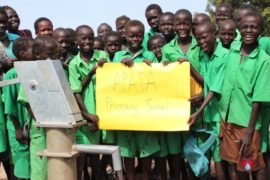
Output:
[
  {"xmin": 167, "ymin": 132, "xmax": 183, "ymax": 154},
  {"xmin": 76, "ymin": 125, "xmax": 100, "ymax": 144},
  {"xmin": 30, "ymin": 135, "xmax": 47, "ymax": 180},
  {"xmin": 101, "ymin": 130, "xmax": 115, "ymax": 144},
  {"xmin": 116, "ymin": 131, "xmax": 160, "ymax": 158},
  {"xmin": 7, "ymin": 128, "xmax": 30, "ymax": 178},
  {"xmin": 156, "ymin": 132, "xmax": 168, "ymax": 157},
  {"xmin": 260, "ymin": 107, "xmax": 270, "ymax": 153},
  {"xmin": 0, "ymin": 123, "xmax": 7, "ymax": 153}
]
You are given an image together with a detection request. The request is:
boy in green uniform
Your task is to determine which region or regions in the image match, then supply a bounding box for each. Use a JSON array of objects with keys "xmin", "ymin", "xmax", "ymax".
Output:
[
  {"xmin": 142, "ymin": 4, "xmax": 163, "ymax": 50},
  {"xmin": 4, "ymin": 37, "xmax": 34, "ymax": 180},
  {"xmin": 34, "ymin": 17, "xmax": 53, "ymax": 37},
  {"xmin": 115, "ymin": 15, "xmax": 130, "ymax": 50},
  {"xmin": 159, "ymin": 12, "xmax": 176, "ymax": 43},
  {"xmin": 68, "ymin": 25, "xmax": 109, "ymax": 180},
  {"xmin": 218, "ymin": 19, "xmax": 237, "ymax": 49},
  {"xmin": 104, "ymin": 31, "xmax": 122, "ymax": 61},
  {"xmin": 218, "ymin": 12, "xmax": 270, "ymax": 179},
  {"xmin": 113, "ymin": 20, "xmax": 160, "ymax": 180},
  {"xmin": 148, "ymin": 35, "xmax": 166, "ymax": 62},
  {"xmin": 17, "ymin": 36, "xmax": 59, "ymax": 180},
  {"xmin": 189, "ymin": 21, "xmax": 228, "ymax": 180},
  {"xmin": 161, "ymin": 9, "xmax": 202, "ymax": 179}
]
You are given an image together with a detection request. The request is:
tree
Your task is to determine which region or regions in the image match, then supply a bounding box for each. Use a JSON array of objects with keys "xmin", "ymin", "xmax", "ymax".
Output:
[{"xmin": 206, "ymin": 0, "xmax": 270, "ymax": 36}]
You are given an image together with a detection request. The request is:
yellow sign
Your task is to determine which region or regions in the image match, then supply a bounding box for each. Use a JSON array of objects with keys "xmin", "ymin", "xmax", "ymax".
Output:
[{"xmin": 96, "ymin": 62, "xmax": 194, "ymax": 131}]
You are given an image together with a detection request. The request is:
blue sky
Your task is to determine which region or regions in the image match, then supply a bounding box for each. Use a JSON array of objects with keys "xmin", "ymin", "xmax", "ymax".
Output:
[{"xmin": 1, "ymin": 0, "xmax": 208, "ymax": 36}]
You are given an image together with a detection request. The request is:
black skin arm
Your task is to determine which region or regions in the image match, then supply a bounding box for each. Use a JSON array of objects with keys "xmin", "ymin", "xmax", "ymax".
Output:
[
  {"xmin": 239, "ymin": 102, "xmax": 260, "ymax": 157},
  {"xmin": 9, "ymin": 115, "xmax": 27, "ymax": 144},
  {"xmin": 188, "ymin": 91, "xmax": 214, "ymax": 125},
  {"xmin": 74, "ymin": 93, "xmax": 99, "ymax": 131},
  {"xmin": 190, "ymin": 65, "xmax": 204, "ymax": 86}
]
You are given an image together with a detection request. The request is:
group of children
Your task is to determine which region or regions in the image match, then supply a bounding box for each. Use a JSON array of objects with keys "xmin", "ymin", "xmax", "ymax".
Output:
[{"xmin": 0, "ymin": 2, "xmax": 269, "ymax": 180}]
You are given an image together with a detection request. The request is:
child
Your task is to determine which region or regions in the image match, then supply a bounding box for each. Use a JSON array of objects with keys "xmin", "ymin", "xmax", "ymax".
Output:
[
  {"xmin": 192, "ymin": 13, "xmax": 211, "ymax": 35},
  {"xmin": 93, "ymin": 36, "xmax": 105, "ymax": 50},
  {"xmin": 104, "ymin": 31, "xmax": 122, "ymax": 61},
  {"xmin": 115, "ymin": 15, "xmax": 130, "ymax": 50},
  {"xmin": 34, "ymin": 17, "xmax": 53, "ymax": 37},
  {"xmin": 66, "ymin": 28, "xmax": 79, "ymax": 55},
  {"xmin": 68, "ymin": 25, "xmax": 109, "ymax": 180},
  {"xmin": 218, "ymin": 19, "xmax": 237, "ymax": 49},
  {"xmin": 189, "ymin": 21, "xmax": 229, "ymax": 180},
  {"xmin": 218, "ymin": 12, "xmax": 270, "ymax": 179},
  {"xmin": 161, "ymin": 9, "xmax": 202, "ymax": 180},
  {"xmin": 113, "ymin": 20, "xmax": 160, "ymax": 180},
  {"xmin": 148, "ymin": 35, "xmax": 166, "ymax": 62},
  {"xmin": 215, "ymin": 3, "xmax": 233, "ymax": 27},
  {"xmin": 97, "ymin": 23, "xmax": 112, "ymax": 40},
  {"xmin": 17, "ymin": 36, "xmax": 59, "ymax": 180},
  {"xmin": 159, "ymin": 12, "xmax": 176, "ymax": 43},
  {"xmin": 3, "ymin": 37, "xmax": 34, "ymax": 180},
  {"xmin": 142, "ymin": 4, "xmax": 163, "ymax": 50},
  {"xmin": 2, "ymin": 6, "xmax": 32, "ymax": 38}
]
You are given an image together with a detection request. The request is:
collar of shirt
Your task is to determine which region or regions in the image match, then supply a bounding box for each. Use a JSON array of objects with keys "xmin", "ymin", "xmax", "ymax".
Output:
[
  {"xmin": 123, "ymin": 48, "xmax": 144, "ymax": 60},
  {"xmin": 233, "ymin": 41, "xmax": 259, "ymax": 60}
]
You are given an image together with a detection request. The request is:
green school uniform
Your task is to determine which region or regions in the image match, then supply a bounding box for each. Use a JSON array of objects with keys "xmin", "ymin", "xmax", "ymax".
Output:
[
  {"xmin": 161, "ymin": 35, "xmax": 201, "ymax": 73},
  {"xmin": 142, "ymin": 28, "xmax": 157, "ymax": 50},
  {"xmin": 219, "ymin": 42, "xmax": 270, "ymax": 130},
  {"xmin": 69, "ymin": 50, "xmax": 109, "ymax": 145},
  {"xmin": 0, "ymin": 89, "xmax": 6, "ymax": 154},
  {"xmin": 113, "ymin": 49, "xmax": 161, "ymax": 158},
  {"xmin": 17, "ymin": 87, "xmax": 47, "ymax": 180},
  {"xmin": 259, "ymin": 36, "xmax": 270, "ymax": 55},
  {"xmin": 200, "ymin": 43, "xmax": 228, "ymax": 162},
  {"xmin": 3, "ymin": 68, "xmax": 30, "ymax": 178}
]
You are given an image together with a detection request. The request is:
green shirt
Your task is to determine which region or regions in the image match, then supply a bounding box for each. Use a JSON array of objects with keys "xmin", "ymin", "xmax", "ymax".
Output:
[
  {"xmin": 113, "ymin": 48, "xmax": 158, "ymax": 63},
  {"xmin": 161, "ymin": 36, "xmax": 201, "ymax": 73},
  {"xmin": 3, "ymin": 68, "xmax": 29, "ymax": 131},
  {"xmin": 0, "ymin": 87, "xmax": 6, "ymax": 153},
  {"xmin": 259, "ymin": 36, "xmax": 270, "ymax": 55},
  {"xmin": 218, "ymin": 42, "xmax": 270, "ymax": 129},
  {"xmin": 68, "ymin": 50, "xmax": 109, "ymax": 114},
  {"xmin": 200, "ymin": 43, "xmax": 228, "ymax": 122}
]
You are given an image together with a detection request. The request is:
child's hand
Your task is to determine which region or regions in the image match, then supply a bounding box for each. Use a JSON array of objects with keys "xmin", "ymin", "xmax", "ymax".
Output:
[
  {"xmin": 85, "ymin": 113, "xmax": 99, "ymax": 131},
  {"xmin": 239, "ymin": 129, "xmax": 254, "ymax": 157},
  {"xmin": 177, "ymin": 58, "xmax": 188, "ymax": 63},
  {"xmin": 16, "ymin": 128, "xmax": 28, "ymax": 144},
  {"xmin": 121, "ymin": 58, "xmax": 133, "ymax": 67},
  {"xmin": 188, "ymin": 112, "xmax": 200, "ymax": 125},
  {"xmin": 163, "ymin": 60, "xmax": 170, "ymax": 66},
  {"xmin": 143, "ymin": 59, "xmax": 152, "ymax": 66},
  {"xmin": 189, "ymin": 92, "xmax": 204, "ymax": 107},
  {"xmin": 97, "ymin": 58, "xmax": 107, "ymax": 68}
]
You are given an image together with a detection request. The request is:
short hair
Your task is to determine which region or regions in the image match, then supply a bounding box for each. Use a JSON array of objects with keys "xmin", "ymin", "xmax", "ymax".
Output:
[
  {"xmin": 194, "ymin": 13, "xmax": 211, "ymax": 22},
  {"xmin": 216, "ymin": 2, "xmax": 233, "ymax": 14},
  {"xmin": 33, "ymin": 36, "xmax": 58, "ymax": 58},
  {"xmin": 175, "ymin": 9, "xmax": 192, "ymax": 23},
  {"xmin": 75, "ymin": 25, "xmax": 94, "ymax": 35},
  {"xmin": 52, "ymin": 27, "xmax": 67, "ymax": 38},
  {"xmin": 219, "ymin": 19, "xmax": 237, "ymax": 31},
  {"xmin": 116, "ymin": 15, "xmax": 131, "ymax": 24},
  {"xmin": 12, "ymin": 37, "xmax": 34, "ymax": 59},
  {"xmin": 94, "ymin": 36, "xmax": 104, "ymax": 45},
  {"xmin": 147, "ymin": 34, "xmax": 166, "ymax": 49},
  {"xmin": 243, "ymin": 11, "xmax": 264, "ymax": 28},
  {"xmin": 97, "ymin": 23, "xmax": 112, "ymax": 32},
  {"xmin": 34, "ymin": 17, "xmax": 53, "ymax": 32},
  {"xmin": 104, "ymin": 31, "xmax": 122, "ymax": 43},
  {"xmin": 145, "ymin": 4, "xmax": 162, "ymax": 15},
  {"xmin": 160, "ymin": 12, "xmax": 174, "ymax": 20},
  {"xmin": 0, "ymin": 8, "xmax": 8, "ymax": 21},
  {"xmin": 195, "ymin": 21, "xmax": 217, "ymax": 35},
  {"xmin": 125, "ymin": 20, "xmax": 145, "ymax": 33},
  {"xmin": 237, "ymin": 4, "xmax": 258, "ymax": 13},
  {"xmin": 2, "ymin": 5, "xmax": 16, "ymax": 12}
]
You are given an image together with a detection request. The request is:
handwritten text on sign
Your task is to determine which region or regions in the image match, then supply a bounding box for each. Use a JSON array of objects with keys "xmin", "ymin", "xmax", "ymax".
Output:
[{"xmin": 96, "ymin": 63, "xmax": 190, "ymax": 131}]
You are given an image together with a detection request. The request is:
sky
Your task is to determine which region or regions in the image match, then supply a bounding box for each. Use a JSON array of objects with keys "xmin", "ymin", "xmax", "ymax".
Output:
[{"xmin": 1, "ymin": 0, "xmax": 208, "ymax": 36}]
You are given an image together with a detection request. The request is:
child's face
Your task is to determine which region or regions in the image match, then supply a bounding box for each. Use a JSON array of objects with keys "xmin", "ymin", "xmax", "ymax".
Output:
[
  {"xmin": 195, "ymin": 25, "xmax": 216, "ymax": 55},
  {"xmin": 76, "ymin": 27, "xmax": 94, "ymax": 53},
  {"xmin": 97, "ymin": 25, "xmax": 112, "ymax": 40},
  {"xmin": 38, "ymin": 43, "xmax": 58, "ymax": 60},
  {"xmin": 159, "ymin": 15, "xmax": 174, "ymax": 38},
  {"xmin": 54, "ymin": 31, "xmax": 71, "ymax": 55},
  {"xmin": 93, "ymin": 40, "xmax": 104, "ymax": 50},
  {"xmin": 126, "ymin": 26, "xmax": 144, "ymax": 50},
  {"xmin": 175, "ymin": 13, "xmax": 192, "ymax": 40},
  {"xmin": 146, "ymin": 9, "xmax": 160, "ymax": 30},
  {"xmin": 235, "ymin": 9, "xmax": 250, "ymax": 27},
  {"xmin": 5, "ymin": 8, "xmax": 20, "ymax": 31},
  {"xmin": 240, "ymin": 16, "xmax": 262, "ymax": 45},
  {"xmin": 216, "ymin": 6, "xmax": 231, "ymax": 26},
  {"xmin": 36, "ymin": 20, "xmax": 53, "ymax": 37},
  {"xmin": 105, "ymin": 35, "xmax": 122, "ymax": 56},
  {"xmin": 22, "ymin": 46, "xmax": 34, "ymax": 60},
  {"xmin": 148, "ymin": 38, "xmax": 165, "ymax": 60},
  {"xmin": 219, "ymin": 23, "xmax": 236, "ymax": 48},
  {"xmin": 116, "ymin": 20, "xmax": 129, "ymax": 39},
  {"xmin": 0, "ymin": 13, "xmax": 8, "ymax": 36}
]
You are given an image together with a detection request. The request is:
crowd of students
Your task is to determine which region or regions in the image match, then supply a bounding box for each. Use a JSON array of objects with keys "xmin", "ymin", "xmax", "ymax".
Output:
[{"xmin": 0, "ymin": 2, "xmax": 269, "ymax": 180}]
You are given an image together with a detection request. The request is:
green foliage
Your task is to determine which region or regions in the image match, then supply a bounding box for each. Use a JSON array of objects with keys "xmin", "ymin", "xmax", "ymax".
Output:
[{"xmin": 206, "ymin": 0, "xmax": 270, "ymax": 36}]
